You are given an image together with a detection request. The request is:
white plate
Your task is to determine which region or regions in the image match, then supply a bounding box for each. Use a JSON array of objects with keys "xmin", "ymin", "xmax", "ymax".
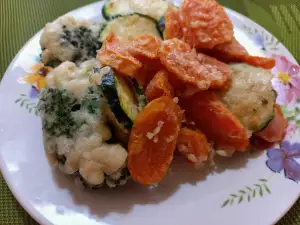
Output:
[{"xmin": 0, "ymin": 1, "xmax": 299, "ymax": 225}]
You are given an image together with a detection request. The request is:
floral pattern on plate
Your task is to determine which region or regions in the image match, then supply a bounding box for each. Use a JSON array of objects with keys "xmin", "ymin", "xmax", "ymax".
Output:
[{"xmin": 266, "ymin": 141, "xmax": 300, "ymax": 182}]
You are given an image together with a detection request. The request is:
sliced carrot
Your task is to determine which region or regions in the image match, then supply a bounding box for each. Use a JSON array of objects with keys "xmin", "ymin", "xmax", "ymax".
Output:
[
  {"xmin": 245, "ymin": 56, "xmax": 276, "ymax": 69},
  {"xmin": 255, "ymin": 105, "xmax": 288, "ymax": 142},
  {"xmin": 250, "ymin": 136, "xmax": 274, "ymax": 151},
  {"xmin": 204, "ymin": 38, "xmax": 248, "ymax": 63},
  {"xmin": 177, "ymin": 127, "xmax": 211, "ymax": 166},
  {"xmin": 179, "ymin": 0, "xmax": 233, "ymax": 49},
  {"xmin": 145, "ymin": 70, "xmax": 174, "ymax": 101},
  {"xmin": 134, "ymin": 59, "xmax": 164, "ymax": 89},
  {"xmin": 164, "ymin": 6, "xmax": 183, "ymax": 39},
  {"xmin": 179, "ymin": 91, "xmax": 249, "ymax": 151},
  {"xmin": 196, "ymin": 53, "xmax": 230, "ymax": 89},
  {"xmin": 159, "ymin": 39, "xmax": 229, "ymax": 91},
  {"xmin": 128, "ymin": 96, "xmax": 182, "ymax": 185},
  {"xmin": 204, "ymin": 38, "xmax": 276, "ymax": 69},
  {"xmin": 126, "ymin": 35, "xmax": 161, "ymax": 60},
  {"xmin": 97, "ymin": 33, "xmax": 142, "ymax": 77}
]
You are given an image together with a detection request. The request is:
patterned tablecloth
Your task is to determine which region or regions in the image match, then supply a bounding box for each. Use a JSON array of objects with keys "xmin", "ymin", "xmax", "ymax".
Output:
[{"xmin": 0, "ymin": 0, "xmax": 299, "ymax": 224}]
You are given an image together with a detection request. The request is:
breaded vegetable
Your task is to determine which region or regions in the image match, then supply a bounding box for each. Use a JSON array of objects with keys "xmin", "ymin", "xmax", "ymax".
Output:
[
  {"xmin": 179, "ymin": 0, "xmax": 233, "ymax": 49},
  {"xmin": 245, "ymin": 56, "xmax": 276, "ymax": 69},
  {"xmin": 205, "ymin": 38, "xmax": 276, "ymax": 69},
  {"xmin": 255, "ymin": 105, "xmax": 288, "ymax": 142},
  {"xmin": 97, "ymin": 33, "xmax": 142, "ymax": 77},
  {"xmin": 177, "ymin": 127, "xmax": 211, "ymax": 166},
  {"xmin": 164, "ymin": 6, "xmax": 183, "ymax": 40},
  {"xmin": 127, "ymin": 35, "xmax": 161, "ymax": 59},
  {"xmin": 196, "ymin": 53, "xmax": 230, "ymax": 89},
  {"xmin": 128, "ymin": 96, "xmax": 182, "ymax": 185},
  {"xmin": 180, "ymin": 91, "xmax": 249, "ymax": 152},
  {"xmin": 145, "ymin": 70, "xmax": 174, "ymax": 101},
  {"xmin": 159, "ymin": 39, "xmax": 229, "ymax": 91},
  {"xmin": 204, "ymin": 38, "xmax": 249, "ymax": 63}
]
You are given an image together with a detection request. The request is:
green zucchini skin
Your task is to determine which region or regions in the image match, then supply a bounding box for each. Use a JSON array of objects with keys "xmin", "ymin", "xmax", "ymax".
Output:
[
  {"xmin": 221, "ymin": 63, "xmax": 276, "ymax": 133},
  {"xmin": 102, "ymin": 0, "xmax": 169, "ymax": 21},
  {"xmin": 129, "ymin": 78, "xmax": 148, "ymax": 109},
  {"xmin": 102, "ymin": 2, "xmax": 111, "ymax": 20},
  {"xmin": 157, "ymin": 16, "xmax": 166, "ymax": 39},
  {"xmin": 99, "ymin": 14, "xmax": 162, "ymax": 43},
  {"xmin": 100, "ymin": 70, "xmax": 133, "ymax": 129}
]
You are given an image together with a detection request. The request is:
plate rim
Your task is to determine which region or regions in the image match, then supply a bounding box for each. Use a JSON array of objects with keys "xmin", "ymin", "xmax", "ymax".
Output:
[{"xmin": 0, "ymin": 2, "xmax": 299, "ymax": 225}]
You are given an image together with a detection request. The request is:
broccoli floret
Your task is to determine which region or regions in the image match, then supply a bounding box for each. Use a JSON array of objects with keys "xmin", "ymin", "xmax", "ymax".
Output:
[
  {"xmin": 38, "ymin": 88, "xmax": 76, "ymax": 138},
  {"xmin": 38, "ymin": 85, "xmax": 102, "ymax": 138}
]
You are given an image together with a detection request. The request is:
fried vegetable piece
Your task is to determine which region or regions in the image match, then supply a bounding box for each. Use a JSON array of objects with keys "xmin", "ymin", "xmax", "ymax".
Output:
[
  {"xmin": 196, "ymin": 53, "xmax": 230, "ymax": 89},
  {"xmin": 164, "ymin": 6, "xmax": 183, "ymax": 39},
  {"xmin": 128, "ymin": 96, "xmax": 182, "ymax": 185},
  {"xmin": 205, "ymin": 38, "xmax": 276, "ymax": 69},
  {"xmin": 135, "ymin": 59, "xmax": 164, "ymax": 89},
  {"xmin": 177, "ymin": 127, "xmax": 211, "ymax": 166},
  {"xmin": 97, "ymin": 33, "xmax": 142, "ymax": 77},
  {"xmin": 245, "ymin": 56, "xmax": 276, "ymax": 69},
  {"xmin": 250, "ymin": 136, "xmax": 274, "ymax": 151},
  {"xmin": 159, "ymin": 38, "xmax": 229, "ymax": 91},
  {"xmin": 145, "ymin": 70, "xmax": 174, "ymax": 101},
  {"xmin": 179, "ymin": 0, "xmax": 233, "ymax": 49},
  {"xmin": 205, "ymin": 38, "xmax": 249, "ymax": 63},
  {"xmin": 255, "ymin": 105, "xmax": 288, "ymax": 142},
  {"xmin": 180, "ymin": 91, "xmax": 249, "ymax": 151},
  {"xmin": 127, "ymin": 35, "xmax": 161, "ymax": 60}
]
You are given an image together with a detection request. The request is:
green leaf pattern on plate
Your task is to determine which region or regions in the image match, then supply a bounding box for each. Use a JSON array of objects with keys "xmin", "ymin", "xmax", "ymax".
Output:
[
  {"xmin": 15, "ymin": 94, "xmax": 38, "ymax": 115},
  {"xmin": 221, "ymin": 179, "xmax": 271, "ymax": 208}
]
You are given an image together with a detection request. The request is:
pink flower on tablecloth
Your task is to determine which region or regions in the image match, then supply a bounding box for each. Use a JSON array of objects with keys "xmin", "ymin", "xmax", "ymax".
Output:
[{"xmin": 271, "ymin": 55, "xmax": 300, "ymax": 105}]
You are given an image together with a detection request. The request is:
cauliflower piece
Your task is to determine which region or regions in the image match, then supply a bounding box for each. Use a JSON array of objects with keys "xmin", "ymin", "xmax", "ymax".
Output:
[
  {"xmin": 79, "ymin": 144, "xmax": 128, "ymax": 185},
  {"xmin": 39, "ymin": 61, "xmax": 130, "ymax": 188},
  {"xmin": 46, "ymin": 59, "xmax": 103, "ymax": 99},
  {"xmin": 40, "ymin": 15, "xmax": 102, "ymax": 65}
]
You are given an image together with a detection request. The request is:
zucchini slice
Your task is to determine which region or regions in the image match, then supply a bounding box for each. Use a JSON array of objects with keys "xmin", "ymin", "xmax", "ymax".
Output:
[
  {"xmin": 115, "ymin": 75, "xmax": 140, "ymax": 122},
  {"xmin": 100, "ymin": 68, "xmax": 133, "ymax": 129},
  {"xmin": 102, "ymin": 0, "xmax": 169, "ymax": 21},
  {"xmin": 220, "ymin": 63, "xmax": 276, "ymax": 133},
  {"xmin": 129, "ymin": 78, "xmax": 148, "ymax": 110},
  {"xmin": 100, "ymin": 66, "xmax": 146, "ymax": 123},
  {"xmin": 103, "ymin": 104, "xmax": 130, "ymax": 143},
  {"xmin": 99, "ymin": 14, "xmax": 162, "ymax": 43}
]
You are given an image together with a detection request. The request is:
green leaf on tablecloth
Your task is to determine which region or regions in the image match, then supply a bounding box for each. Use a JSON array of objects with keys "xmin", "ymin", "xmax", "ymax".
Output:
[{"xmin": 243, "ymin": 0, "xmax": 281, "ymax": 38}]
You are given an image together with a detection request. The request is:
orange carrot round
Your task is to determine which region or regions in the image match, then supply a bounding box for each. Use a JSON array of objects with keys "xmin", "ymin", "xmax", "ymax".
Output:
[
  {"xmin": 97, "ymin": 33, "xmax": 142, "ymax": 77},
  {"xmin": 128, "ymin": 97, "xmax": 182, "ymax": 185},
  {"xmin": 145, "ymin": 70, "xmax": 174, "ymax": 101},
  {"xmin": 127, "ymin": 35, "xmax": 161, "ymax": 60},
  {"xmin": 177, "ymin": 127, "xmax": 211, "ymax": 166},
  {"xmin": 255, "ymin": 105, "xmax": 288, "ymax": 142},
  {"xmin": 179, "ymin": 0, "xmax": 233, "ymax": 49},
  {"xmin": 164, "ymin": 6, "xmax": 183, "ymax": 40},
  {"xmin": 180, "ymin": 91, "xmax": 249, "ymax": 151}
]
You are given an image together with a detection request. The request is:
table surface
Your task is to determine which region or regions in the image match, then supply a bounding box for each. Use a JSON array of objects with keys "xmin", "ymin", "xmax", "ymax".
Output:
[{"xmin": 0, "ymin": 0, "xmax": 299, "ymax": 224}]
